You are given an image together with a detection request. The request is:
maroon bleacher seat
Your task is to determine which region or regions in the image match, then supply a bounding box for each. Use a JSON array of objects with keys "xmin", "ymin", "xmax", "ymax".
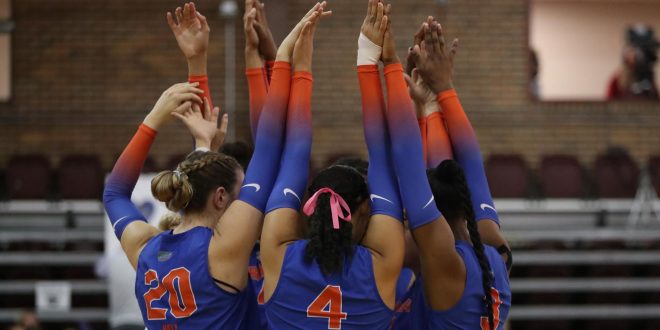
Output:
[
  {"xmin": 485, "ymin": 154, "xmax": 529, "ymax": 198},
  {"xmin": 593, "ymin": 152, "xmax": 640, "ymax": 198},
  {"xmin": 540, "ymin": 155, "xmax": 584, "ymax": 198},
  {"xmin": 6, "ymin": 155, "xmax": 52, "ymax": 199},
  {"xmin": 58, "ymin": 155, "xmax": 103, "ymax": 199},
  {"xmin": 650, "ymin": 155, "xmax": 660, "ymax": 195}
]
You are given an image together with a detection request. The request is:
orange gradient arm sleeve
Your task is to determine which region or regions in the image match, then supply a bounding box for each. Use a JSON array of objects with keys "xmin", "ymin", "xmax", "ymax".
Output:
[
  {"xmin": 188, "ymin": 75, "xmax": 213, "ymax": 110},
  {"xmin": 426, "ymin": 111, "xmax": 453, "ymax": 168},
  {"xmin": 246, "ymin": 67, "xmax": 270, "ymax": 141},
  {"xmin": 419, "ymin": 117, "xmax": 428, "ymax": 167}
]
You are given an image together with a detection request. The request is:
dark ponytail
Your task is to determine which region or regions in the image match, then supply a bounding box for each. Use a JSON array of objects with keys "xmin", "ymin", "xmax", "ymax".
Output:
[
  {"xmin": 429, "ymin": 160, "xmax": 495, "ymax": 329},
  {"xmin": 305, "ymin": 166, "xmax": 369, "ymax": 274}
]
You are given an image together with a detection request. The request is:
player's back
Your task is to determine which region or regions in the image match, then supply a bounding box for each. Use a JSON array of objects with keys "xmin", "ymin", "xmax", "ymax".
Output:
[
  {"xmin": 265, "ymin": 240, "xmax": 393, "ymax": 329},
  {"xmin": 411, "ymin": 241, "xmax": 511, "ymax": 330},
  {"xmin": 135, "ymin": 227, "xmax": 250, "ymax": 330}
]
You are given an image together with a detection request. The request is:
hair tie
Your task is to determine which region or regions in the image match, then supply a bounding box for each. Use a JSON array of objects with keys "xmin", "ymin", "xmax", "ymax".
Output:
[
  {"xmin": 303, "ymin": 188, "xmax": 352, "ymax": 230},
  {"xmin": 173, "ymin": 170, "xmax": 183, "ymax": 180}
]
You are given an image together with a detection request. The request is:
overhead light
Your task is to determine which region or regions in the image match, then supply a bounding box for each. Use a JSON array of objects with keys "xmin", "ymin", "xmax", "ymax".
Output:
[{"xmin": 219, "ymin": 0, "xmax": 238, "ymax": 18}]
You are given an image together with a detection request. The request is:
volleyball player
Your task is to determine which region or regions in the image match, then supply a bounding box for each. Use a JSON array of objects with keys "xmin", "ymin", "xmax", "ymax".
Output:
[
  {"xmin": 103, "ymin": 5, "xmax": 333, "ymax": 328},
  {"xmin": 258, "ymin": 1, "xmax": 407, "ymax": 329},
  {"xmin": 405, "ymin": 17, "xmax": 512, "ymax": 264},
  {"xmin": 381, "ymin": 17, "xmax": 511, "ymax": 329}
]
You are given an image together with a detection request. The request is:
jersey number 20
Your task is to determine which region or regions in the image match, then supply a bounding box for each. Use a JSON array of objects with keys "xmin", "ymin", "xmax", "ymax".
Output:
[
  {"xmin": 143, "ymin": 267, "xmax": 198, "ymax": 320},
  {"xmin": 307, "ymin": 285, "xmax": 347, "ymax": 329}
]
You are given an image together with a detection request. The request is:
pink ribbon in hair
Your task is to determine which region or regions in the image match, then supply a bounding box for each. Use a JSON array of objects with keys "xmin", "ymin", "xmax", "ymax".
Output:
[{"xmin": 302, "ymin": 188, "xmax": 352, "ymax": 230}]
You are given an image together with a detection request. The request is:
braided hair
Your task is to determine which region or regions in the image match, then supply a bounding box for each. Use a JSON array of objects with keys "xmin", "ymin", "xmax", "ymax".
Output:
[
  {"xmin": 428, "ymin": 160, "xmax": 495, "ymax": 329},
  {"xmin": 305, "ymin": 165, "xmax": 369, "ymax": 274},
  {"xmin": 151, "ymin": 151, "xmax": 241, "ymax": 214}
]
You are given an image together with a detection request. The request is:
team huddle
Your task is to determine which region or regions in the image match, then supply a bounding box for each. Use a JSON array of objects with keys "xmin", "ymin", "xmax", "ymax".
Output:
[{"xmin": 102, "ymin": 1, "xmax": 512, "ymax": 329}]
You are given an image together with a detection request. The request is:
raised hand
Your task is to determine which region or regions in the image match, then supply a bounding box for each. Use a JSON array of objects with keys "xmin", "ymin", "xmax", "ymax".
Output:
[
  {"xmin": 244, "ymin": 2, "xmax": 263, "ymax": 69},
  {"xmin": 405, "ymin": 69, "xmax": 438, "ymax": 118},
  {"xmin": 277, "ymin": 2, "xmax": 331, "ymax": 63},
  {"xmin": 244, "ymin": 4, "xmax": 260, "ymax": 51},
  {"xmin": 381, "ymin": 16, "xmax": 399, "ymax": 65},
  {"xmin": 406, "ymin": 16, "xmax": 434, "ymax": 75},
  {"xmin": 144, "ymin": 83, "xmax": 203, "ymax": 130},
  {"xmin": 211, "ymin": 112, "xmax": 230, "ymax": 152},
  {"xmin": 292, "ymin": 11, "xmax": 322, "ymax": 72},
  {"xmin": 361, "ymin": 0, "xmax": 389, "ymax": 46},
  {"xmin": 168, "ymin": 3, "xmax": 210, "ymax": 60},
  {"xmin": 253, "ymin": 1, "xmax": 278, "ymax": 61},
  {"xmin": 410, "ymin": 19, "xmax": 459, "ymax": 93},
  {"xmin": 172, "ymin": 97, "xmax": 220, "ymax": 150}
]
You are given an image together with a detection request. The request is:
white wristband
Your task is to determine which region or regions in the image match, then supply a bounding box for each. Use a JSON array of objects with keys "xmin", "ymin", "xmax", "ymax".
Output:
[
  {"xmin": 195, "ymin": 147, "xmax": 210, "ymax": 153},
  {"xmin": 357, "ymin": 33, "xmax": 382, "ymax": 66}
]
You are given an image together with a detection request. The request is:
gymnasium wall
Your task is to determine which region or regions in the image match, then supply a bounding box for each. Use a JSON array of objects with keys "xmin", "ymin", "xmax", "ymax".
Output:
[{"xmin": 1, "ymin": 0, "xmax": 659, "ymax": 173}]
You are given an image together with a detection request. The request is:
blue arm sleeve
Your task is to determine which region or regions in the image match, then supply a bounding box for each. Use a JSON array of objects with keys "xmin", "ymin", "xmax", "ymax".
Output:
[
  {"xmin": 265, "ymin": 72, "xmax": 313, "ymax": 212},
  {"xmin": 239, "ymin": 62, "xmax": 292, "ymax": 212},
  {"xmin": 384, "ymin": 64, "xmax": 442, "ymax": 230},
  {"xmin": 439, "ymin": 90, "xmax": 499, "ymax": 225},
  {"xmin": 102, "ymin": 124, "xmax": 153, "ymax": 240},
  {"xmin": 358, "ymin": 65, "xmax": 403, "ymax": 221}
]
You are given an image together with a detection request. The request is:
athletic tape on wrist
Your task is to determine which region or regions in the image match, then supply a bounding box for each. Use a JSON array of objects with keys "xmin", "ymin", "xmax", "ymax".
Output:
[{"xmin": 357, "ymin": 33, "xmax": 382, "ymax": 66}]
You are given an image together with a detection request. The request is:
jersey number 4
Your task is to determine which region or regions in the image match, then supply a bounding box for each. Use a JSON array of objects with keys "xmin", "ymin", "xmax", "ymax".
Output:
[
  {"xmin": 480, "ymin": 288, "xmax": 503, "ymax": 330},
  {"xmin": 307, "ymin": 285, "xmax": 347, "ymax": 329},
  {"xmin": 143, "ymin": 267, "xmax": 198, "ymax": 320}
]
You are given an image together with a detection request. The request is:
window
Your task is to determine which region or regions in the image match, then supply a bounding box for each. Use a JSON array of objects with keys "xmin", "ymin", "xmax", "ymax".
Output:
[{"xmin": 530, "ymin": 0, "xmax": 660, "ymax": 101}]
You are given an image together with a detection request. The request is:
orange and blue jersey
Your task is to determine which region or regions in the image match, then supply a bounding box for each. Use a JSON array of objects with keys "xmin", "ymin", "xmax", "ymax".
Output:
[
  {"xmin": 246, "ymin": 244, "xmax": 268, "ymax": 329},
  {"xmin": 264, "ymin": 240, "xmax": 393, "ymax": 330},
  {"xmin": 410, "ymin": 241, "xmax": 511, "ymax": 330},
  {"xmin": 136, "ymin": 227, "xmax": 251, "ymax": 329}
]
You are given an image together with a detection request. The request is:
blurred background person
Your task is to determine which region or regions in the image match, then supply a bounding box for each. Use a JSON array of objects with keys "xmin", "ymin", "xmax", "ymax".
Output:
[{"xmin": 607, "ymin": 24, "xmax": 660, "ymax": 100}]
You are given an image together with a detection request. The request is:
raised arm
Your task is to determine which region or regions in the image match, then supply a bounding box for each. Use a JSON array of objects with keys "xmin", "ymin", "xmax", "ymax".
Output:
[
  {"xmin": 244, "ymin": 2, "xmax": 268, "ymax": 141},
  {"xmin": 208, "ymin": 2, "xmax": 328, "ymax": 292},
  {"xmin": 412, "ymin": 20, "xmax": 510, "ymax": 264},
  {"xmin": 382, "ymin": 19, "xmax": 465, "ymax": 308},
  {"xmin": 244, "ymin": 0, "xmax": 279, "ymax": 141},
  {"xmin": 168, "ymin": 2, "xmax": 228, "ymax": 151},
  {"xmin": 259, "ymin": 3, "xmax": 330, "ymax": 302},
  {"xmin": 103, "ymin": 83, "xmax": 203, "ymax": 268},
  {"xmin": 356, "ymin": 0, "xmax": 405, "ymax": 308}
]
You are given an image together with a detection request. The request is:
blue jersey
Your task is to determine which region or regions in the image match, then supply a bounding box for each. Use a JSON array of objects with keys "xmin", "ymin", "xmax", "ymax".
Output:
[
  {"xmin": 411, "ymin": 241, "xmax": 511, "ymax": 330},
  {"xmin": 390, "ymin": 267, "xmax": 415, "ymax": 330},
  {"xmin": 265, "ymin": 240, "xmax": 393, "ymax": 329},
  {"xmin": 135, "ymin": 227, "xmax": 250, "ymax": 330},
  {"xmin": 245, "ymin": 244, "xmax": 268, "ymax": 329}
]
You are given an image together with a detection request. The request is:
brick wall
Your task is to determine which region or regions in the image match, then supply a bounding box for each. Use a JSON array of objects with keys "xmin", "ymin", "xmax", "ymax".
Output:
[{"xmin": 1, "ymin": 0, "xmax": 659, "ymax": 173}]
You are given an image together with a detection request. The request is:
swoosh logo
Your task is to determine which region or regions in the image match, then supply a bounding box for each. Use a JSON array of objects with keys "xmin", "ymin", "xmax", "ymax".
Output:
[
  {"xmin": 283, "ymin": 188, "xmax": 301, "ymax": 203},
  {"xmin": 370, "ymin": 194, "xmax": 393, "ymax": 204},
  {"xmin": 423, "ymin": 196, "xmax": 435, "ymax": 209},
  {"xmin": 480, "ymin": 203, "xmax": 497, "ymax": 213},
  {"xmin": 112, "ymin": 215, "xmax": 131, "ymax": 231},
  {"xmin": 242, "ymin": 183, "xmax": 261, "ymax": 192}
]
